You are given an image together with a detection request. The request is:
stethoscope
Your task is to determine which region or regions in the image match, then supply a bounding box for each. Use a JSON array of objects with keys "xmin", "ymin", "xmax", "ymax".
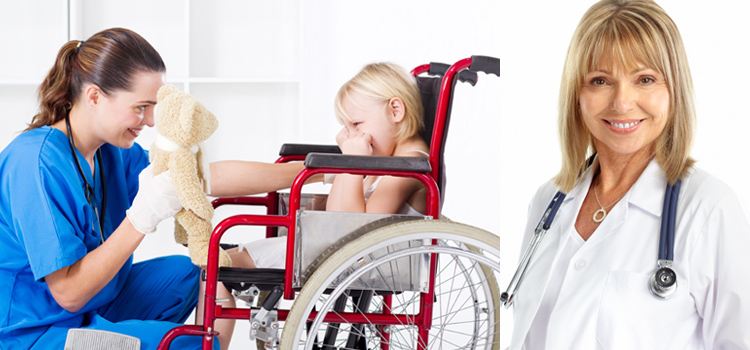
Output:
[
  {"xmin": 65, "ymin": 115, "xmax": 107, "ymax": 244},
  {"xmin": 500, "ymin": 167, "xmax": 682, "ymax": 306}
]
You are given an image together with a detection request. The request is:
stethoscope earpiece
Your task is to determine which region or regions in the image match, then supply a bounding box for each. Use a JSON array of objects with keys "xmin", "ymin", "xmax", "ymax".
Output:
[{"xmin": 650, "ymin": 266, "xmax": 677, "ymax": 299}]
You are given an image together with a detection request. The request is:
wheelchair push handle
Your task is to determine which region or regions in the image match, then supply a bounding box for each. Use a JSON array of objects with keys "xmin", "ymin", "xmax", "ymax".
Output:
[
  {"xmin": 429, "ymin": 62, "xmax": 450, "ymax": 76},
  {"xmin": 428, "ymin": 62, "xmax": 478, "ymax": 86},
  {"xmin": 469, "ymin": 55, "xmax": 501, "ymax": 76}
]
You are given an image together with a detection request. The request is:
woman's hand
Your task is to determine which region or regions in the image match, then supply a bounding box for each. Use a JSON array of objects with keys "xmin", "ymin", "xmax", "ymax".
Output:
[
  {"xmin": 126, "ymin": 165, "xmax": 183, "ymax": 234},
  {"xmin": 336, "ymin": 127, "xmax": 373, "ymax": 156}
]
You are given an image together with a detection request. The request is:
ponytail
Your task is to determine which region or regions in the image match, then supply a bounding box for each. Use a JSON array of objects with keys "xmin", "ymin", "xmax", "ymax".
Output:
[
  {"xmin": 27, "ymin": 41, "xmax": 80, "ymax": 130},
  {"xmin": 27, "ymin": 28, "xmax": 165, "ymax": 131}
]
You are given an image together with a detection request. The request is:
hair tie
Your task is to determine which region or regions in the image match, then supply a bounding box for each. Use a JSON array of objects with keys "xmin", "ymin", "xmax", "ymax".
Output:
[{"xmin": 76, "ymin": 40, "xmax": 84, "ymax": 51}]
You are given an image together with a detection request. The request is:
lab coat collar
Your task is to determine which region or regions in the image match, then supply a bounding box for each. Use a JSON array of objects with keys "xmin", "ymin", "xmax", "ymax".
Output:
[
  {"xmin": 626, "ymin": 159, "xmax": 668, "ymax": 217},
  {"xmin": 556, "ymin": 157, "xmax": 629, "ymax": 250},
  {"xmin": 561, "ymin": 157, "xmax": 598, "ymax": 204},
  {"xmin": 563, "ymin": 158, "xmax": 667, "ymax": 217}
]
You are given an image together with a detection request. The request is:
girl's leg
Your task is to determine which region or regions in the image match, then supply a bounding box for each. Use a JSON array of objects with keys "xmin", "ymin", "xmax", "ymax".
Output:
[
  {"xmin": 226, "ymin": 246, "xmax": 257, "ymax": 268},
  {"xmin": 196, "ymin": 276, "xmax": 235, "ymax": 350}
]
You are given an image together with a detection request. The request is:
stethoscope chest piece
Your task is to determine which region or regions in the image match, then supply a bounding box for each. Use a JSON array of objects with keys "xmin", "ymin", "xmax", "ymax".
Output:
[{"xmin": 649, "ymin": 260, "xmax": 677, "ymax": 299}]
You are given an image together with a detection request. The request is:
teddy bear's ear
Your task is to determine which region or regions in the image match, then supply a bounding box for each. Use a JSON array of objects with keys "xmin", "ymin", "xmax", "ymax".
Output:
[
  {"xmin": 179, "ymin": 99, "xmax": 199, "ymax": 135},
  {"xmin": 178, "ymin": 98, "xmax": 218, "ymax": 141},
  {"xmin": 157, "ymin": 84, "xmax": 178, "ymax": 102}
]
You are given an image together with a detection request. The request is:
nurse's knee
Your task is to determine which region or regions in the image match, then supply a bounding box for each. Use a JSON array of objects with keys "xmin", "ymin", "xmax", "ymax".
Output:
[{"xmin": 166, "ymin": 255, "xmax": 201, "ymax": 286}]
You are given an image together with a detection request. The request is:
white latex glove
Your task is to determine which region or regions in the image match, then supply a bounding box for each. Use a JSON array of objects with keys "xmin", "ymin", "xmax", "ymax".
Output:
[{"xmin": 126, "ymin": 165, "xmax": 183, "ymax": 234}]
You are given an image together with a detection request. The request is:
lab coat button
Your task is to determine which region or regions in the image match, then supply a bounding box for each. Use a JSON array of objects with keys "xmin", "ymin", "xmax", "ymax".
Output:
[{"xmin": 575, "ymin": 259, "xmax": 587, "ymax": 270}]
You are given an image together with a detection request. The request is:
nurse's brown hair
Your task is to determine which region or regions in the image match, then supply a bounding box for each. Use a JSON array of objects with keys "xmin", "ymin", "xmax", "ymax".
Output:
[{"xmin": 27, "ymin": 28, "xmax": 165, "ymax": 130}]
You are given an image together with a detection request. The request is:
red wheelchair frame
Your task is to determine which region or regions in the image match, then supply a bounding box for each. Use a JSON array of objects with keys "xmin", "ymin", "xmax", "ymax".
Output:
[{"xmin": 158, "ymin": 55, "xmax": 500, "ymax": 350}]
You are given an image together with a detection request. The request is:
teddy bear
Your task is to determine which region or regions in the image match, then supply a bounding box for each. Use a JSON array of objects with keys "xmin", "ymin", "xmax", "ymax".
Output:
[{"xmin": 150, "ymin": 84, "xmax": 232, "ymax": 267}]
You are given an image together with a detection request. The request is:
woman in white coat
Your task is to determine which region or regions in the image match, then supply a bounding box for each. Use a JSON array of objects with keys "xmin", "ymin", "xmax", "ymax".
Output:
[{"xmin": 510, "ymin": 0, "xmax": 750, "ymax": 348}]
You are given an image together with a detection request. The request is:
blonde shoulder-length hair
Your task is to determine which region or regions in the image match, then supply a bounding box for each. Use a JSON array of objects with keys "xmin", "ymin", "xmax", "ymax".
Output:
[
  {"xmin": 334, "ymin": 62, "xmax": 424, "ymax": 143},
  {"xmin": 554, "ymin": 0, "xmax": 696, "ymax": 193}
]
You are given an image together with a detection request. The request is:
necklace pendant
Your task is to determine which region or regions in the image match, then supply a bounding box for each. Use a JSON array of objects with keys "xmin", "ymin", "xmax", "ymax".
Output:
[{"xmin": 593, "ymin": 208, "xmax": 607, "ymax": 223}]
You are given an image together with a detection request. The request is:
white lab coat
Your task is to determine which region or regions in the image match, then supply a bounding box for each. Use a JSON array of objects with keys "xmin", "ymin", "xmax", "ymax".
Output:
[{"xmin": 510, "ymin": 160, "xmax": 750, "ymax": 350}]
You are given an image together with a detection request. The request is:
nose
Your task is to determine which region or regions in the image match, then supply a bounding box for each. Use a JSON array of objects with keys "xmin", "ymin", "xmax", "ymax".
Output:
[
  {"xmin": 611, "ymin": 83, "xmax": 636, "ymax": 114},
  {"xmin": 143, "ymin": 107, "xmax": 156, "ymax": 128}
]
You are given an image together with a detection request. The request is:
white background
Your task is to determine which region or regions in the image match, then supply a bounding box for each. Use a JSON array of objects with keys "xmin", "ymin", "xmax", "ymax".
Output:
[{"xmin": 1, "ymin": 1, "xmax": 749, "ymax": 349}]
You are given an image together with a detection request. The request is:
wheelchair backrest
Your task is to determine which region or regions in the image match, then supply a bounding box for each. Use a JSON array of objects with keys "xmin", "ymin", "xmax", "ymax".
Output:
[{"xmin": 414, "ymin": 67, "xmax": 476, "ymax": 207}]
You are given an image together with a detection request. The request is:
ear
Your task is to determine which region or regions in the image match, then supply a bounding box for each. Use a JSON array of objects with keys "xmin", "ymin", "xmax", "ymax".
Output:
[
  {"xmin": 83, "ymin": 84, "xmax": 102, "ymax": 107},
  {"xmin": 389, "ymin": 97, "xmax": 406, "ymax": 123},
  {"xmin": 157, "ymin": 84, "xmax": 178, "ymax": 102},
  {"xmin": 179, "ymin": 98, "xmax": 198, "ymax": 135}
]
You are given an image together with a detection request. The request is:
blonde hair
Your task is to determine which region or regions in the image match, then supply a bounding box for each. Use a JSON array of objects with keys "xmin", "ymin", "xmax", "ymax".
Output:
[
  {"xmin": 335, "ymin": 62, "xmax": 424, "ymax": 142},
  {"xmin": 554, "ymin": 0, "xmax": 696, "ymax": 192}
]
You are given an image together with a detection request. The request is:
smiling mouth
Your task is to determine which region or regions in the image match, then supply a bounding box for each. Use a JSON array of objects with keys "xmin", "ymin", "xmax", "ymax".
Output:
[
  {"xmin": 128, "ymin": 128, "xmax": 140, "ymax": 136},
  {"xmin": 605, "ymin": 119, "xmax": 643, "ymax": 129}
]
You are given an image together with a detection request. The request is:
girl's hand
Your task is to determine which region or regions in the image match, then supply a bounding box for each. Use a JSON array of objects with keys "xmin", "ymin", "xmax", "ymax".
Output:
[
  {"xmin": 337, "ymin": 127, "xmax": 373, "ymax": 156},
  {"xmin": 341, "ymin": 133, "xmax": 373, "ymax": 156},
  {"xmin": 335, "ymin": 127, "xmax": 350, "ymax": 148}
]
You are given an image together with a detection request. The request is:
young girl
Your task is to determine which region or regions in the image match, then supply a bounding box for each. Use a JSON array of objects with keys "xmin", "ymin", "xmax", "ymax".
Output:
[{"xmin": 230, "ymin": 62, "xmax": 429, "ymax": 269}]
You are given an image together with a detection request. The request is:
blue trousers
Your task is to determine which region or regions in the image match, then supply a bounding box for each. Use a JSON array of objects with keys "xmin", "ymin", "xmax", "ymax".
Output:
[{"xmin": 33, "ymin": 255, "xmax": 220, "ymax": 350}]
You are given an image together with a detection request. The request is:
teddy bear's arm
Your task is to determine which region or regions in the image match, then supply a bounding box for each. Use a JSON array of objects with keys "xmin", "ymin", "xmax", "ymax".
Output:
[{"xmin": 169, "ymin": 149, "xmax": 213, "ymax": 220}]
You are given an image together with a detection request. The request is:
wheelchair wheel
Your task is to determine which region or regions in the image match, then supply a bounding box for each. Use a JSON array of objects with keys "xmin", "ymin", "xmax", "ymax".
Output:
[{"xmin": 280, "ymin": 220, "xmax": 502, "ymax": 350}]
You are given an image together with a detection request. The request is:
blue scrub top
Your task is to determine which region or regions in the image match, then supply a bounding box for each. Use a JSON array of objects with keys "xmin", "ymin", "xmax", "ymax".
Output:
[{"xmin": 0, "ymin": 126, "xmax": 149, "ymax": 348}]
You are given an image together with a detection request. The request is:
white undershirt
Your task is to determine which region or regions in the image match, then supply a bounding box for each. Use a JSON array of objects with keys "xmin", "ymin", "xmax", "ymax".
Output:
[{"xmin": 524, "ymin": 227, "xmax": 585, "ymax": 349}]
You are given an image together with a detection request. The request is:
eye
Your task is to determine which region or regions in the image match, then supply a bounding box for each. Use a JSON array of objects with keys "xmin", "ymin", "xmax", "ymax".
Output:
[
  {"xmin": 136, "ymin": 105, "xmax": 147, "ymax": 112},
  {"xmin": 639, "ymin": 76, "xmax": 655, "ymax": 84},
  {"xmin": 590, "ymin": 77, "xmax": 607, "ymax": 86},
  {"xmin": 352, "ymin": 122, "xmax": 362, "ymax": 127}
]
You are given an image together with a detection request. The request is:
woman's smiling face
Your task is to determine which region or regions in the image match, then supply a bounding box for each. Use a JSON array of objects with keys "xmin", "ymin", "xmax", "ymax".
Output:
[
  {"xmin": 579, "ymin": 61, "xmax": 670, "ymax": 157},
  {"xmin": 95, "ymin": 71, "xmax": 163, "ymax": 149}
]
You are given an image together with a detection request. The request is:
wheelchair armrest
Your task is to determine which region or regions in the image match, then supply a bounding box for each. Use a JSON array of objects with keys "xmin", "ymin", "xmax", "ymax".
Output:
[
  {"xmin": 279, "ymin": 143, "xmax": 341, "ymax": 156},
  {"xmin": 304, "ymin": 152, "xmax": 432, "ymax": 173},
  {"xmin": 212, "ymin": 196, "xmax": 274, "ymax": 209}
]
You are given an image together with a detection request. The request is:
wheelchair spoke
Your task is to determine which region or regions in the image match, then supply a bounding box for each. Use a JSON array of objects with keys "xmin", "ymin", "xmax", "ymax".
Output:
[{"xmin": 281, "ymin": 221, "xmax": 502, "ymax": 350}]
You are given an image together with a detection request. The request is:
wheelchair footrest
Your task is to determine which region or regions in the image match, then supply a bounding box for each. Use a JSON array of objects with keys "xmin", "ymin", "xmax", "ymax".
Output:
[{"xmin": 214, "ymin": 267, "xmax": 285, "ymax": 292}]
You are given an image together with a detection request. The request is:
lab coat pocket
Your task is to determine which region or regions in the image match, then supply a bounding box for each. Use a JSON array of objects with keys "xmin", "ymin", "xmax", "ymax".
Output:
[{"xmin": 596, "ymin": 270, "xmax": 693, "ymax": 350}]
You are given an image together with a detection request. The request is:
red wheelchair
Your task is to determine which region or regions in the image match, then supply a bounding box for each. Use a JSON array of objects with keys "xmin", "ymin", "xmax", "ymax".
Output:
[{"xmin": 158, "ymin": 55, "xmax": 502, "ymax": 350}]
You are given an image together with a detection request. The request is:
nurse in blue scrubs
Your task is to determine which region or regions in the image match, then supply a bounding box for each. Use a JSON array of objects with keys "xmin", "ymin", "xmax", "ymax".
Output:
[{"xmin": 0, "ymin": 28, "xmax": 230, "ymax": 350}]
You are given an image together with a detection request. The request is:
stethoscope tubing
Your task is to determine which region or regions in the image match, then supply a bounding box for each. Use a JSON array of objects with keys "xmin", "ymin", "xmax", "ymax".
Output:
[
  {"xmin": 65, "ymin": 115, "xmax": 107, "ymax": 240},
  {"xmin": 502, "ymin": 177, "xmax": 681, "ymax": 306},
  {"xmin": 659, "ymin": 179, "xmax": 680, "ymax": 261},
  {"xmin": 667, "ymin": 179, "xmax": 680, "ymax": 261},
  {"xmin": 501, "ymin": 192, "xmax": 566, "ymax": 306}
]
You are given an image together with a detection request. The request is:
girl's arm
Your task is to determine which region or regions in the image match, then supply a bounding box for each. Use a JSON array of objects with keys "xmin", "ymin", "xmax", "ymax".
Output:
[
  {"xmin": 325, "ymin": 173, "xmax": 366, "ymax": 212},
  {"xmin": 326, "ymin": 173, "xmax": 423, "ymax": 214},
  {"xmin": 210, "ymin": 160, "xmax": 323, "ymax": 197},
  {"xmin": 326, "ymin": 128, "xmax": 426, "ymax": 214}
]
